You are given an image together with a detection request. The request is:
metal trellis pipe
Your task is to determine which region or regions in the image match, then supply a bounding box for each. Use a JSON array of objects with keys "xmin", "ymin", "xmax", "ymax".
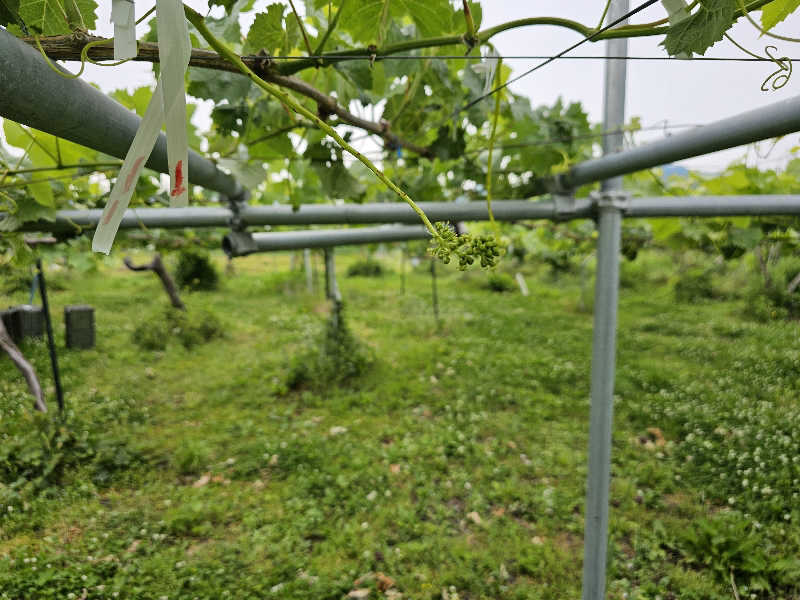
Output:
[
  {"xmin": 13, "ymin": 200, "xmax": 578, "ymax": 233},
  {"xmin": 14, "ymin": 196, "xmax": 800, "ymax": 235},
  {"xmin": 582, "ymin": 1, "xmax": 629, "ymax": 596},
  {"xmin": 534, "ymin": 91, "xmax": 800, "ymax": 195},
  {"xmin": 222, "ymin": 225, "xmax": 431, "ymax": 256},
  {"xmin": 0, "ymin": 28, "xmax": 243, "ymax": 200}
]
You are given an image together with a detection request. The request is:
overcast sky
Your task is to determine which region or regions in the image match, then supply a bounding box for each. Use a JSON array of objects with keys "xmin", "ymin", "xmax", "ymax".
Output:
[{"xmin": 77, "ymin": 1, "xmax": 800, "ymax": 172}]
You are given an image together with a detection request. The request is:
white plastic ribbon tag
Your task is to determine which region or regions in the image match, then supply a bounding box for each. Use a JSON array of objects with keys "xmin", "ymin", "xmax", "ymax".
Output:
[
  {"xmin": 156, "ymin": 0, "xmax": 192, "ymax": 208},
  {"xmin": 111, "ymin": 0, "xmax": 137, "ymax": 61},
  {"xmin": 92, "ymin": 79, "xmax": 165, "ymax": 254}
]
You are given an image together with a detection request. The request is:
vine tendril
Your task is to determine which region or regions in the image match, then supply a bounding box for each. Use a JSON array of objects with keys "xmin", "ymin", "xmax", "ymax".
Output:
[
  {"xmin": 724, "ymin": 33, "xmax": 793, "ymax": 91},
  {"xmin": 33, "ymin": 6, "xmax": 156, "ymax": 80},
  {"xmin": 762, "ymin": 46, "xmax": 792, "ymax": 91}
]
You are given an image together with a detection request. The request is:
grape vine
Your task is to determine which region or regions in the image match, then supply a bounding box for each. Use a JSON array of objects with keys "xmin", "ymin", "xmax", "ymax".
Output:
[{"xmin": 0, "ymin": 0, "xmax": 797, "ymax": 268}]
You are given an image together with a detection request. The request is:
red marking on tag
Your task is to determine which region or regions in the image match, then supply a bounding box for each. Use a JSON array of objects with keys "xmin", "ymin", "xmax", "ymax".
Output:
[
  {"xmin": 170, "ymin": 160, "xmax": 186, "ymax": 197},
  {"xmin": 124, "ymin": 156, "xmax": 146, "ymax": 192},
  {"xmin": 102, "ymin": 199, "xmax": 120, "ymax": 225}
]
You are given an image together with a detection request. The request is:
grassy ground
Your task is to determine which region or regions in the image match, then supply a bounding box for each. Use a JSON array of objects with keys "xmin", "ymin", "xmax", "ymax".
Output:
[{"xmin": 1, "ymin": 248, "xmax": 799, "ymax": 599}]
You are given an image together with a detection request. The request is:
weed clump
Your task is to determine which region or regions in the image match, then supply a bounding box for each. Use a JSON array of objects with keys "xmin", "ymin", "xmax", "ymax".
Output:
[
  {"xmin": 485, "ymin": 272, "xmax": 515, "ymax": 293},
  {"xmin": 132, "ymin": 307, "xmax": 223, "ymax": 351},
  {"xmin": 175, "ymin": 248, "xmax": 219, "ymax": 291},
  {"xmin": 676, "ymin": 513, "xmax": 800, "ymax": 595},
  {"xmin": 744, "ymin": 256, "xmax": 800, "ymax": 321},
  {"xmin": 674, "ymin": 268, "xmax": 714, "ymax": 302},
  {"xmin": 0, "ymin": 386, "xmax": 145, "ymax": 506},
  {"xmin": 346, "ymin": 258, "xmax": 385, "ymax": 278},
  {"xmin": 286, "ymin": 303, "xmax": 373, "ymax": 391}
]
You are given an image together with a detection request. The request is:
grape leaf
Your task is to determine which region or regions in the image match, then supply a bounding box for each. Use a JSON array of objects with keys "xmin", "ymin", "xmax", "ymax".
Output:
[
  {"xmin": 205, "ymin": 0, "xmax": 253, "ymax": 43},
  {"xmin": 64, "ymin": 0, "xmax": 96, "ymax": 31},
  {"xmin": 395, "ymin": 0, "xmax": 454, "ymax": 38},
  {"xmin": 111, "ymin": 87, "xmax": 154, "ymax": 117},
  {"xmin": 761, "ymin": 0, "xmax": 800, "ymax": 30},
  {"xmin": 334, "ymin": 61, "xmax": 373, "ymax": 91},
  {"xmin": 188, "ymin": 69, "xmax": 252, "ymax": 103},
  {"xmin": 18, "ymin": 0, "xmax": 70, "ymax": 34},
  {"xmin": 452, "ymin": 1, "xmax": 481, "ymax": 32},
  {"xmin": 17, "ymin": 195, "xmax": 56, "ymax": 219},
  {"xmin": 245, "ymin": 3, "xmax": 286, "ymax": 55},
  {"xmin": 25, "ymin": 180, "xmax": 55, "ymax": 208},
  {"xmin": 312, "ymin": 161, "xmax": 366, "ymax": 200},
  {"xmin": 663, "ymin": 0, "xmax": 737, "ymax": 56},
  {"xmin": 0, "ymin": 0, "xmax": 23, "ymax": 29},
  {"xmin": 332, "ymin": 0, "xmax": 454, "ymax": 45},
  {"xmin": 208, "ymin": 0, "xmax": 236, "ymax": 14}
]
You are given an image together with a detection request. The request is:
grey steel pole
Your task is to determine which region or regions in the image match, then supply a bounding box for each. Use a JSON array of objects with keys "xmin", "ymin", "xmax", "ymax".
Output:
[
  {"xmin": 304, "ymin": 249, "xmax": 313, "ymax": 293},
  {"xmin": 536, "ymin": 90, "xmax": 800, "ymax": 194},
  {"xmin": 323, "ymin": 248, "xmax": 342, "ymax": 303},
  {"xmin": 224, "ymin": 225, "xmax": 431, "ymax": 256},
  {"xmin": 0, "ymin": 29, "xmax": 242, "ymax": 199},
  {"xmin": 15, "ymin": 200, "xmax": 577, "ymax": 233},
  {"xmin": 582, "ymin": 1, "xmax": 627, "ymax": 597},
  {"xmin": 583, "ymin": 194, "xmax": 625, "ymax": 600},
  {"xmin": 12, "ymin": 196, "xmax": 800, "ymax": 235}
]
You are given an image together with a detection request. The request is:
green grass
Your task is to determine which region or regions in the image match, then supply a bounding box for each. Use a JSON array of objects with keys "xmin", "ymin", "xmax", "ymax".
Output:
[{"xmin": 1, "ymin": 249, "xmax": 799, "ymax": 599}]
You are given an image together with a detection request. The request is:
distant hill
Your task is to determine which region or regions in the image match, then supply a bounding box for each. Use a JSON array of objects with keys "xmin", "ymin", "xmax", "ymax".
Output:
[{"xmin": 661, "ymin": 164, "xmax": 690, "ymax": 179}]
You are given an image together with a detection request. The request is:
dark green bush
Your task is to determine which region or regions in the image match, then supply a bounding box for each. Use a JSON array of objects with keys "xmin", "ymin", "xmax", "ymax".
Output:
[
  {"xmin": 485, "ymin": 272, "xmax": 515, "ymax": 293},
  {"xmin": 674, "ymin": 268, "xmax": 714, "ymax": 302},
  {"xmin": 346, "ymin": 258, "xmax": 385, "ymax": 278},
  {"xmin": 174, "ymin": 248, "xmax": 219, "ymax": 291},
  {"xmin": 286, "ymin": 303, "xmax": 373, "ymax": 391},
  {"xmin": 132, "ymin": 307, "xmax": 224, "ymax": 351}
]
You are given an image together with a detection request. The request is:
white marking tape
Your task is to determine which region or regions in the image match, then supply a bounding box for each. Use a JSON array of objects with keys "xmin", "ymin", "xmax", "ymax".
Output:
[
  {"xmin": 94, "ymin": 0, "xmax": 193, "ymax": 253},
  {"xmin": 110, "ymin": 0, "xmax": 137, "ymax": 61},
  {"xmin": 92, "ymin": 79, "xmax": 164, "ymax": 254},
  {"xmin": 156, "ymin": 0, "xmax": 192, "ymax": 208}
]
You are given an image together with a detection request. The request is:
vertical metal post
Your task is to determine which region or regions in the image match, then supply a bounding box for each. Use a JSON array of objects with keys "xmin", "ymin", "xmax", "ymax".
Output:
[
  {"xmin": 400, "ymin": 245, "xmax": 407, "ymax": 295},
  {"xmin": 304, "ymin": 248, "xmax": 313, "ymax": 293},
  {"xmin": 581, "ymin": 193, "xmax": 626, "ymax": 600},
  {"xmin": 324, "ymin": 248, "xmax": 342, "ymax": 328},
  {"xmin": 35, "ymin": 259, "xmax": 64, "ymax": 414},
  {"xmin": 582, "ymin": 1, "xmax": 628, "ymax": 598},
  {"xmin": 600, "ymin": 1, "xmax": 629, "ymax": 194}
]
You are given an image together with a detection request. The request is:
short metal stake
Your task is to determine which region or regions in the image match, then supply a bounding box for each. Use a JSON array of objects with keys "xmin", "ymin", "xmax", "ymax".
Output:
[{"xmin": 35, "ymin": 258, "xmax": 64, "ymax": 414}]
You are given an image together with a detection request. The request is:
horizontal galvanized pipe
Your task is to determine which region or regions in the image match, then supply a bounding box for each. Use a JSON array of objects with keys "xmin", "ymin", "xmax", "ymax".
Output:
[
  {"xmin": 13, "ymin": 195, "xmax": 800, "ymax": 234},
  {"xmin": 625, "ymin": 195, "xmax": 800, "ymax": 217},
  {"xmin": 0, "ymin": 28, "xmax": 242, "ymax": 199},
  {"xmin": 224, "ymin": 225, "xmax": 431, "ymax": 256},
  {"xmin": 14, "ymin": 200, "xmax": 579, "ymax": 232},
  {"xmin": 534, "ymin": 94, "xmax": 800, "ymax": 194}
]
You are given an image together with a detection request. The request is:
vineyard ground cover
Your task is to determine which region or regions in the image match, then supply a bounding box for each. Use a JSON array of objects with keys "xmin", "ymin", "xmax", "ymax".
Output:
[{"xmin": 1, "ymin": 249, "xmax": 799, "ymax": 598}]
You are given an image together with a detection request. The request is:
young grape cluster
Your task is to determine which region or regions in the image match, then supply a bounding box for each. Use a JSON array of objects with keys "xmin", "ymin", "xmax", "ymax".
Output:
[{"xmin": 429, "ymin": 222, "xmax": 505, "ymax": 270}]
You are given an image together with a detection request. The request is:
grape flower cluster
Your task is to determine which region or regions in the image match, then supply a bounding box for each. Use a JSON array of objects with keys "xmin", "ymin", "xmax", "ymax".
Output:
[{"xmin": 429, "ymin": 222, "xmax": 505, "ymax": 270}]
